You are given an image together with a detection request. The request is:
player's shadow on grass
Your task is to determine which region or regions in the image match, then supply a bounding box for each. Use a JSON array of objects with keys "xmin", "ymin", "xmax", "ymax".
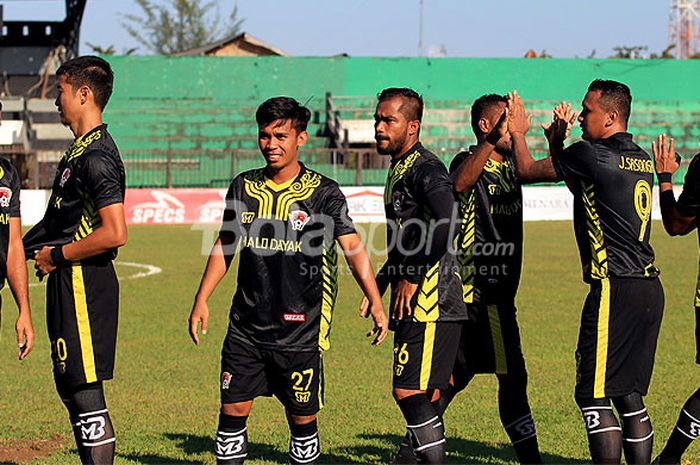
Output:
[{"xmin": 358, "ymin": 433, "xmax": 582, "ymax": 465}]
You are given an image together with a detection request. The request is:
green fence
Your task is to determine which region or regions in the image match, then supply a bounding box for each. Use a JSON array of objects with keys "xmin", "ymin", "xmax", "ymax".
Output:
[{"xmin": 104, "ymin": 57, "xmax": 700, "ymax": 187}]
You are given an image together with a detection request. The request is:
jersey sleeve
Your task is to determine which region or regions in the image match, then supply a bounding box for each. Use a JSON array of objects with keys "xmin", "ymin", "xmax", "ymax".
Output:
[
  {"xmin": 448, "ymin": 151, "xmax": 468, "ymax": 175},
  {"xmin": 219, "ymin": 179, "xmax": 240, "ymax": 242},
  {"xmin": 403, "ymin": 159, "xmax": 457, "ymax": 283},
  {"xmin": 552, "ymin": 141, "xmax": 598, "ymax": 182},
  {"xmin": 677, "ymin": 153, "xmax": 700, "ymax": 217},
  {"xmin": 82, "ymin": 151, "xmax": 124, "ymax": 210},
  {"xmin": 7, "ymin": 162, "xmax": 21, "ymax": 218},
  {"xmin": 323, "ymin": 183, "xmax": 356, "ymax": 238}
]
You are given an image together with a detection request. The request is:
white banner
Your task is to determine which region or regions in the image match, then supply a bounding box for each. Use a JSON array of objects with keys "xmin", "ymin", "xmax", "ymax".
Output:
[{"xmin": 19, "ymin": 186, "xmax": 683, "ymax": 225}]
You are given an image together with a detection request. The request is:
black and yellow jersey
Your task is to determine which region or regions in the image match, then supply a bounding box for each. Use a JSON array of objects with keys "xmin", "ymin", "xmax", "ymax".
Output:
[
  {"xmin": 0, "ymin": 158, "xmax": 21, "ymax": 288},
  {"xmin": 552, "ymin": 132, "xmax": 658, "ymax": 282},
  {"xmin": 23, "ymin": 124, "xmax": 125, "ymax": 261},
  {"xmin": 220, "ymin": 163, "xmax": 356, "ymax": 352},
  {"xmin": 450, "ymin": 148, "xmax": 523, "ymax": 303},
  {"xmin": 378, "ymin": 142, "xmax": 465, "ymax": 323},
  {"xmin": 675, "ymin": 152, "xmax": 700, "ymax": 306}
]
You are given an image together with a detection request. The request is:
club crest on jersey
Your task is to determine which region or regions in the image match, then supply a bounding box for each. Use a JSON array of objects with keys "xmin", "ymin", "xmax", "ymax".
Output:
[
  {"xmin": 0, "ymin": 187, "xmax": 11, "ymax": 208},
  {"xmin": 221, "ymin": 372, "xmax": 232, "ymax": 390},
  {"xmin": 289, "ymin": 210, "xmax": 310, "ymax": 231},
  {"xmin": 59, "ymin": 168, "xmax": 71, "ymax": 187}
]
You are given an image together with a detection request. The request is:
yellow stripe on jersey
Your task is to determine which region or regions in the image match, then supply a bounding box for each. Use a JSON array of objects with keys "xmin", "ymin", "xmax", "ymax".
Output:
[
  {"xmin": 414, "ymin": 262, "xmax": 440, "ymax": 322},
  {"xmin": 456, "ymin": 190, "xmax": 476, "ymax": 303},
  {"xmin": 419, "ymin": 322, "xmax": 436, "ymax": 390},
  {"xmin": 384, "ymin": 150, "xmax": 421, "ymax": 205},
  {"xmin": 318, "ymin": 245, "xmax": 338, "ymax": 351},
  {"xmin": 696, "ymin": 252, "xmax": 700, "ymax": 307},
  {"xmin": 74, "ymin": 197, "xmax": 101, "ymax": 241},
  {"xmin": 594, "ymin": 278, "xmax": 611, "ymax": 398},
  {"xmin": 275, "ymin": 171, "xmax": 322, "ymax": 220},
  {"xmin": 72, "ymin": 262, "xmax": 97, "ymax": 383},
  {"xmin": 243, "ymin": 171, "xmax": 274, "ymax": 218},
  {"xmin": 66, "ymin": 129, "xmax": 103, "ymax": 162},
  {"xmin": 581, "ymin": 182, "xmax": 609, "ymax": 279},
  {"xmin": 487, "ymin": 305, "xmax": 507, "ymax": 375}
]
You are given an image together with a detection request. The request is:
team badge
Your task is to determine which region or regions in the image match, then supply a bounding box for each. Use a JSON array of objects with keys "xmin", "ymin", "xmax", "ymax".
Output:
[
  {"xmin": 59, "ymin": 168, "xmax": 71, "ymax": 187},
  {"xmin": 0, "ymin": 187, "xmax": 12, "ymax": 208},
  {"xmin": 221, "ymin": 372, "xmax": 232, "ymax": 390},
  {"xmin": 289, "ymin": 210, "xmax": 311, "ymax": 231}
]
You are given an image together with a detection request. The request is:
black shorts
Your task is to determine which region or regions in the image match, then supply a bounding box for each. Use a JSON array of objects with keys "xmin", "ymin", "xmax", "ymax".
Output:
[
  {"xmin": 220, "ymin": 332, "xmax": 324, "ymax": 416},
  {"xmin": 392, "ymin": 321, "xmax": 461, "ymax": 391},
  {"xmin": 47, "ymin": 260, "xmax": 119, "ymax": 389},
  {"xmin": 454, "ymin": 301, "xmax": 527, "ymax": 380},
  {"xmin": 575, "ymin": 277, "xmax": 664, "ymax": 400}
]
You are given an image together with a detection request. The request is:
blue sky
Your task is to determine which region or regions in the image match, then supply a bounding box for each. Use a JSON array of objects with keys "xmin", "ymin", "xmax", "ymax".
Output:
[{"xmin": 1, "ymin": 0, "xmax": 671, "ymax": 57}]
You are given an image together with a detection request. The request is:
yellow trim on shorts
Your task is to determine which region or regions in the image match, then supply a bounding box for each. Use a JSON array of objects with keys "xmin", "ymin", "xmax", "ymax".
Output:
[
  {"xmin": 594, "ymin": 278, "xmax": 611, "ymax": 398},
  {"xmin": 487, "ymin": 305, "xmax": 508, "ymax": 375},
  {"xmin": 72, "ymin": 261, "xmax": 97, "ymax": 383},
  {"xmin": 419, "ymin": 322, "xmax": 437, "ymax": 390}
]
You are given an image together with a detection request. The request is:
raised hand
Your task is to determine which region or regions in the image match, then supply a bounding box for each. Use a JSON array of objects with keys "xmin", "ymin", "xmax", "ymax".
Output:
[
  {"xmin": 507, "ymin": 90, "xmax": 532, "ymax": 135},
  {"xmin": 651, "ymin": 134, "xmax": 679, "ymax": 176}
]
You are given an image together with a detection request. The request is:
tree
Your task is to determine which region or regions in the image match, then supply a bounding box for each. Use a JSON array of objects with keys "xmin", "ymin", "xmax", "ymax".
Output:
[
  {"xmin": 122, "ymin": 0, "xmax": 244, "ymax": 55},
  {"xmin": 86, "ymin": 43, "xmax": 137, "ymax": 56}
]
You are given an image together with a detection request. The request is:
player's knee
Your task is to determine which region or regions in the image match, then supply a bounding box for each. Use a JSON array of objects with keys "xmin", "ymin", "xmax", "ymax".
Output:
[
  {"xmin": 221, "ymin": 401, "xmax": 253, "ymax": 417},
  {"xmin": 393, "ymin": 388, "xmax": 424, "ymax": 403},
  {"xmin": 577, "ymin": 397, "xmax": 622, "ymax": 436},
  {"xmin": 287, "ymin": 413, "xmax": 317, "ymax": 427}
]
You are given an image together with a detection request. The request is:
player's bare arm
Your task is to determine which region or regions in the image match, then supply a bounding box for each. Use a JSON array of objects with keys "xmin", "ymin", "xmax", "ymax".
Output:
[
  {"xmin": 7, "ymin": 217, "xmax": 33, "ymax": 360},
  {"xmin": 33, "ymin": 203, "xmax": 127, "ymax": 275},
  {"xmin": 337, "ymin": 233, "xmax": 388, "ymax": 345},
  {"xmin": 653, "ymin": 134, "xmax": 696, "ymax": 236},
  {"xmin": 189, "ymin": 235, "xmax": 238, "ymax": 345},
  {"xmin": 508, "ymin": 90, "xmax": 560, "ymax": 183},
  {"xmin": 452, "ymin": 105, "xmax": 508, "ymax": 193}
]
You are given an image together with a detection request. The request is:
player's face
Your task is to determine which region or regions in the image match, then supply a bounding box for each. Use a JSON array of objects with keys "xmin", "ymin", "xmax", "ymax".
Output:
[
  {"xmin": 374, "ymin": 97, "xmax": 415, "ymax": 156},
  {"xmin": 258, "ymin": 119, "xmax": 307, "ymax": 170},
  {"xmin": 578, "ymin": 90, "xmax": 609, "ymax": 141},
  {"xmin": 55, "ymin": 75, "xmax": 81, "ymax": 127}
]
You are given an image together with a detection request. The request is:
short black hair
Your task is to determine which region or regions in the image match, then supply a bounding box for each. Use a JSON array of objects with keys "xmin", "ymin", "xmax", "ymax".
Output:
[
  {"xmin": 256, "ymin": 97, "xmax": 311, "ymax": 132},
  {"xmin": 471, "ymin": 94, "xmax": 507, "ymax": 136},
  {"xmin": 56, "ymin": 56, "xmax": 114, "ymax": 110},
  {"xmin": 377, "ymin": 87, "xmax": 424, "ymax": 122},
  {"xmin": 587, "ymin": 79, "xmax": 632, "ymax": 125}
]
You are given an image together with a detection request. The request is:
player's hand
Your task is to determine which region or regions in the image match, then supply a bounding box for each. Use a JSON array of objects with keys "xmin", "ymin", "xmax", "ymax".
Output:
[
  {"xmin": 365, "ymin": 299, "xmax": 388, "ymax": 346},
  {"xmin": 33, "ymin": 246, "xmax": 56, "ymax": 276},
  {"xmin": 359, "ymin": 296, "xmax": 370, "ymax": 318},
  {"xmin": 507, "ymin": 90, "xmax": 531, "ymax": 135},
  {"xmin": 486, "ymin": 105, "xmax": 509, "ymax": 145},
  {"xmin": 15, "ymin": 311, "xmax": 34, "ymax": 360},
  {"xmin": 393, "ymin": 280, "xmax": 418, "ymax": 321},
  {"xmin": 542, "ymin": 101, "xmax": 577, "ymax": 144},
  {"xmin": 189, "ymin": 299, "xmax": 209, "ymax": 345},
  {"xmin": 652, "ymin": 134, "xmax": 680, "ymax": 176}
]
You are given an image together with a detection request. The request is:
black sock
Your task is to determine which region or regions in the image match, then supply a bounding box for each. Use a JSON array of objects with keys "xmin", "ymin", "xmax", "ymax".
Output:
[
  {"xmin": 289, "ymin": 420, "xmax": 320, "ymax": 465},
  {"xmin": 398, "ymin": 394, "xmax": 446, "ymax": 465},
  {"xmin": 658, "ymin": 387, "xmax": 700, "ymax": 464},
  {"xmin": 216, "ymin": 413, "xmax": 248, "ymax": 465},
  {"xmin": 498, "ymin": 374, "xmax": 542, "ymax": 465},
  {"xmin": 613, "ymin": 394, "xmax": 653, "ymax": 465},
  {"xmin": 577, "ymin": 398, "xmax": 622, "ymax": 464},
  {"xmin": 59, "ymin": 382, "xmax": 115, "ymax": 465}
]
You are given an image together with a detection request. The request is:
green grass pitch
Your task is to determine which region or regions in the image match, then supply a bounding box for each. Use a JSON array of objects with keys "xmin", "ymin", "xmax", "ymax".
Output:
[{"xmin": 0, "ymin": 221, "xmax": 698, "ymax": 464}]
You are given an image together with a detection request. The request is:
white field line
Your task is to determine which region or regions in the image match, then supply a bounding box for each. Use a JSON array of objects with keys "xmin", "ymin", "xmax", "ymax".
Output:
[{"xmin": 25, "ymin": 261, "xmax": 163, "ymax": 288}]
